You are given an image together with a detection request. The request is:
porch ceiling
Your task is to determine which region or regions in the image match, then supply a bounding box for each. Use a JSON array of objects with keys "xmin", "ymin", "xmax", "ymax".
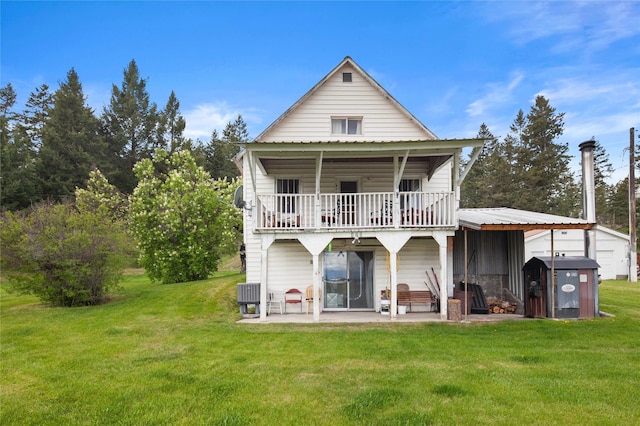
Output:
[
  {"xmin": 244, "ymin": 138, "xmax": 485, "ymax": 177},
  {"xmin": 259, "ymin": 155, "xmax": 450, "ymax": 176}
]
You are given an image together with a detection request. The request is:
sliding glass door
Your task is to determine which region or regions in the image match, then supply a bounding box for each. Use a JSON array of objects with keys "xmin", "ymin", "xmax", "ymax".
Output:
[{"xmin": 323, "ymin": 251, "xmax": 374, "ymax": 310}]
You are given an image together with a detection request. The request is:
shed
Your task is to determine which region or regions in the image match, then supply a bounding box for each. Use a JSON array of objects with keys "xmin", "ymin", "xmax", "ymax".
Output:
[{"xmin": 522, "ymin": 256, "xmax": 600, "ymax": 319}]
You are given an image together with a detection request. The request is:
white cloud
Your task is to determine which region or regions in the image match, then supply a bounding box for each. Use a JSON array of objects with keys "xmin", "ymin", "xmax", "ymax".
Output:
[
  {"xmin": 183, "ymin": 102, "xmax": 239, "ymax": 142},
  {"xmin": 482, "ymin": 1, "xmax": 640, "ymax": 54},
  {"xmin": 466, "ymin": 72, "xmax": 524, "ymax": 117},
  {"xmin": 535, "ymin": 73, "xmax": 639, "ymax": 107}
]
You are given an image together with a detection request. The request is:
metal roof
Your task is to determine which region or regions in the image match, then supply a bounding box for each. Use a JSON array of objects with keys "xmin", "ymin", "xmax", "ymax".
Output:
[
  {"xmin": 524, "ymin": 256, "xmax": 600, "ymax": 269},
  {"xmin": 458, "ymin": 208, "xmax": 594, "ymax": 231}
]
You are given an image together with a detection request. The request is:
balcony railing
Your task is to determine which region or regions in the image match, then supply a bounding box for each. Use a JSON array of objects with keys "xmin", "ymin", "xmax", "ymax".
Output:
[{"xmin": 256, "ymin": 192, "xmax": 455, "ymax": 230}]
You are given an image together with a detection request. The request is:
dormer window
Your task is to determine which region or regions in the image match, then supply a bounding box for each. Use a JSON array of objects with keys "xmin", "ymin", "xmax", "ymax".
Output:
[
  {"xmin": 331, "ymin": 117, "xmax": 362, "ymax": 135},
  {"xmin": 342, "ymin": 72, "xmax": 352, "ymax": 82}
]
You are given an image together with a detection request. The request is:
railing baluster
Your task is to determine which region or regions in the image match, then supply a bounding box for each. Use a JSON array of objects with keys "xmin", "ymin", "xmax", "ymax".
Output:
[{"xmin": 256, "ymin": 191, "xmax": 454, "ymax": 230}]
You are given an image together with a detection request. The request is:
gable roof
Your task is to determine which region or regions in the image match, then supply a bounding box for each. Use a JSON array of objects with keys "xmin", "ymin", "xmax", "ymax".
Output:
[
  {"xmin": 458, "ymin": 208, "xmax": 594, "ymax": 231},
  {"xmin": 254, "ymin": 56, "xmax": 438, "ymax": 142}
]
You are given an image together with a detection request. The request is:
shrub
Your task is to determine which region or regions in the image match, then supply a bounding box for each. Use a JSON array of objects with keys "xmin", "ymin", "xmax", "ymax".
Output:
[
  {"xmin": 129, "ymin": 149, "xmax": 235, "ymax": 284},
  {"xmin": 0, "ymin": 200, "xmax": 129, "ymax": 306}
]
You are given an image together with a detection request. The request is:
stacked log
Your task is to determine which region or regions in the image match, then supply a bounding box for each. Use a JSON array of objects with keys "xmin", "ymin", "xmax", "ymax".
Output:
[{"xmin": 487, "ymin": 299, "xmax": 518, "ymax": 314}]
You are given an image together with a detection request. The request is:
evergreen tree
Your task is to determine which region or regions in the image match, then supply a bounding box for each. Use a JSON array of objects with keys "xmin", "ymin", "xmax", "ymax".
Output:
[
  {"xmin": 1, "ymin": 84, "xmax": 41, "ymax": 210},
  {"xmin": 515, "ymin": 96, "xmax": 576, "ymax": 215},
  {"xmin": 0, "ymin": 83, "xmax": 17, "ymax": 118},
  {"xmin": 608, "ymin": 178, "xmax": 629, "ymax": 232},
  {"xmin": 201, "ymin": 114, "xmax": 247, "ymax": 180},
  {"xmin": 20, "ymin": 84, "xmax": 53, "ymax": 149},
  {"xmin": 492, "ymin": 110, "xmax": 526, "ymax": 209},
  {"xmin": 460, "ymin": 123, "xmax": 496, "ymax": 208},
  {"xmin": 157, "ymin": 91, "xmax": 188, "ymax": 154},
  {"xmin": 101, "ymin": 59, "xmax": 159, "ymax": 193},
  {"xmin": 590, "ymin": 139, "xmax": 614, "ymax": 224},
  {"xmin": 37, "ymin": 68, "xmax": 105, "ymax": 201}
]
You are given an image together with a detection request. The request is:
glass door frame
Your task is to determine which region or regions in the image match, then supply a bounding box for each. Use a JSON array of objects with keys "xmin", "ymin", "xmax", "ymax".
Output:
[{"xmin": 322, "ymin": 249, "xmax": 374, "ymax": 311}]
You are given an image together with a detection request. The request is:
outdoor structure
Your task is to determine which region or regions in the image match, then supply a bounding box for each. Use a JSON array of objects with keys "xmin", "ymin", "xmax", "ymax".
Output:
[
  {"xmin": 522, "ymin": 256, "xmax": 600, "ymax": 319},
  {"xmin": 455, "ymin": 208, "xmax": 594, "ymax": 304},
  {"xmin": 525, "ymin": 226, "xmax": 631, "ymax": 280},
  {"xmin": 236, "ymin": 57, "xmax": 485, "ymax": 321}
]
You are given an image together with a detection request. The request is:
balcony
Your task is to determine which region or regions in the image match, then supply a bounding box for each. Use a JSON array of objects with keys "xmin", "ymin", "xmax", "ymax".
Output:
[{"xmin": 256, "ymin": 192, "xmax": 455, "ymax": 231}]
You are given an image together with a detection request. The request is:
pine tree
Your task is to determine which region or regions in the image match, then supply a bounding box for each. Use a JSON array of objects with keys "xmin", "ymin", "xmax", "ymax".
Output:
[
  {"xmin": 37, "ymin": 68, "xmax": 105, "ymax": 201},
  {"xmin": 590, "ymin": 139, "xmax": 614, "ymax": 224},
  {"xmin": 514, "ymin": 96, "xmax": 576, "ymax": 215},
  {"xmin": 158, "ymin": 91, "xmax": 187, "ymax": 154},
  {"xmin": 460, "ymin": 123, "xmax": 496, "ymax": 208},
  {"xmin": 101, "ymin": 59, "xmax": 159, "ymax": 193},
  {"xmin": 492, "ymin": 110, "xmax": 527, "ymax": 209},
  {"xmin": 20, "ymin": 84, "xmax": 53, "ymax": 149},
  {"xmin": 201, "ymin": 114, "xmax": 247, "ymax": 180},
  {"xmin": 608, "ymin": 178, "xmax": 629, "ymax": 232},
  {"xmin": 1, "ymin": 84, "xmax": 41, "ymax": 210}
]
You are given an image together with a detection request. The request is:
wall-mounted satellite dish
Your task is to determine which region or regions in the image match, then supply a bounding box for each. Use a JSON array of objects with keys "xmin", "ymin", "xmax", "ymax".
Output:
[{"xmin": 233, "ymin": 185, "xmax": 248, "ymax": 209}]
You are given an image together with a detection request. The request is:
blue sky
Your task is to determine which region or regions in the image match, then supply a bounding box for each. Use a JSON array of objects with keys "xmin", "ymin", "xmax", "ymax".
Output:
[{"xmin": 2, "ymin": 1, "xmax": 639, "ymax": 183}]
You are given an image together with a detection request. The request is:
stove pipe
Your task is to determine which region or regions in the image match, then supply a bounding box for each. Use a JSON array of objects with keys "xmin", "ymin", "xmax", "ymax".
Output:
[{"xmin": 580, "ymin": 140, "xmax": 597, "ymax": 260}]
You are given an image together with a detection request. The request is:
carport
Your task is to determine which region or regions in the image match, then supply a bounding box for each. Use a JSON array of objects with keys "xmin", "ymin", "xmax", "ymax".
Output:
[{"xmin": 455, "ymin": 208, "xmax": 596, "ymax": 317}]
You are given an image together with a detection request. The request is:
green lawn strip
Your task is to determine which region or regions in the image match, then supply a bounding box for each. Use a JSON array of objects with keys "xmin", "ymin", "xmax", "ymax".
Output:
[{"xmin": 1, "ymin": 277, "xmax": 639, "ymax": 425}]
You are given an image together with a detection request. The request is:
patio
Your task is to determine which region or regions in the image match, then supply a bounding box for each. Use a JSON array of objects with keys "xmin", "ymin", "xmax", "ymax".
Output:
[{"xmin": 237, "ymin": 311, "xmax": 525, "ymax": 324}]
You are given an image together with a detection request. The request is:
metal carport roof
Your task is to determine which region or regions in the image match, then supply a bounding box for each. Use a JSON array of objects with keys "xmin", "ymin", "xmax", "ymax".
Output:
[{"xmin": 458, "ymin": 208, "xmax": 594, "ymax": 231}]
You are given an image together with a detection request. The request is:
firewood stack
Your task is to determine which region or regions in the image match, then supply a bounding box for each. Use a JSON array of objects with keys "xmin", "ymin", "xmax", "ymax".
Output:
[{"xmin": 487, "ymin": 299, "xmax": 518, "ymax": 314}]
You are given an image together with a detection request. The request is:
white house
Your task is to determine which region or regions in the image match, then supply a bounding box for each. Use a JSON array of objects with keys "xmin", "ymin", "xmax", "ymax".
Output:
[
  {"xmin": 525, "ymin": 226, "xmax": 631, "ymax": 280},
  {"xmin": 237, "ymin": 57, "xmax": 485, "ymax": 321}
]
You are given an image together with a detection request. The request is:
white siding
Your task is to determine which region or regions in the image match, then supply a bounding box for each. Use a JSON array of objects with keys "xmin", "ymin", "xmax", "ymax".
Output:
[
  {"xmin": 373, "ymin": 238, "xmax": 440, "ymax": 311},
  {"xmin": 266, "ymin": 241, "xmax": 314, "ymax": 293},
  {"xmin": 397, "ymin": 239, "xmax": 440, "ymax": 289},
  {"xmin": 260, "ymin": 64, "xmax": 433, "ymax": 142}
]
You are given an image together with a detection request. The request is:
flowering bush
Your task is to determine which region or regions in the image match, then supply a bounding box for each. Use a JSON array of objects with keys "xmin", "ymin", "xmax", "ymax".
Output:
[
  {"xmin": 130, "ymin": 149, "xmax": 240, "ymax": 283},
  {"xmin": 75, "ymin": 168, "xmax": 129, "ymax": 221}
]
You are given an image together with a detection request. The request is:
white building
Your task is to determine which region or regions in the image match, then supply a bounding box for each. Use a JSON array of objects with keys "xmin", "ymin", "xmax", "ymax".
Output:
[
  {"xmin": 525, "ymin": 226, "xmax": 631, "ymax": 280},
  {"xmin": 237, "ymin": 57, "xmax": 485, "ymax": 321}
]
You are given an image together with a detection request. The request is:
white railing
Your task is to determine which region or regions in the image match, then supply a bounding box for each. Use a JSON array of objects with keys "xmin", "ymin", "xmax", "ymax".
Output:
[{"xmin": 256, "ymin": 192, "xmax": 455, "ymax": 230}]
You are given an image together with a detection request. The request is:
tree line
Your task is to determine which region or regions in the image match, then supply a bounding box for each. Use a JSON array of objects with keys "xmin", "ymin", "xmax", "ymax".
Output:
[
  {"xmin": 1, "ymin": 61, "xmax": 637, "ymax": 306},
  {"xmin": 0, "ymin": 59, "xmax": 246, "ymax": 211},
  {"xmin": 460, "ymin": 95, "xmax": 638, "ymax": 237},
  {"xmin": 1, "ymin": 59, "xmax": 245, "ymax": 306}
]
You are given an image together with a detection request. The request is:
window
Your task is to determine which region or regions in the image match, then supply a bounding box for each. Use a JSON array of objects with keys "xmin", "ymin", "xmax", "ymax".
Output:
[
  {"xmin": 276, "ymin": 179, "xmax": 299, "ymax": 213},
  {"xmin": 399, "ymin": 179, "xmax": 420, "ymax": 192},
  {"xmin": 331, "ymin": 117, "xmax": 362, "ymax": 135},
  {"xmin": 399, "ymin": 179, "xmax": 420, "ymax": 210},
  {"xmin": 342, "ymin": 72, "xmax": 352, "ymax": 82}
]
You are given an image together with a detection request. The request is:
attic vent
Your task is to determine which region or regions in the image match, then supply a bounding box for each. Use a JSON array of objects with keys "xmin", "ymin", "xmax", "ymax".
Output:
[{"xmin": 342, "ymin": 72, "xmax": 352, "ymax": 82}]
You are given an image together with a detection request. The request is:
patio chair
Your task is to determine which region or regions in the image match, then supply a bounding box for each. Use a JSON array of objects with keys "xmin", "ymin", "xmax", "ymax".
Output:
[
  {"xmin": 267, "ymin": 290, "xmax": 284, "ymax": 315},
  {"xmin": 285, "ymin": 288, "xmax": 303, "ymax": 313},
  {"xmin": 370, "ymin": 200, "xmax": 393, "ymax": 225},
  {"xmin": 305, "ymin": 285, "xmax": 322, "ymax": 314}
]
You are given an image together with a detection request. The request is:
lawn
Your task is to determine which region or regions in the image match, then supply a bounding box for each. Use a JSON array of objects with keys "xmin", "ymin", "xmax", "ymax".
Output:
[{"xmin": 1, "ymin": 271, "xmax": 639, "ymax": 425}]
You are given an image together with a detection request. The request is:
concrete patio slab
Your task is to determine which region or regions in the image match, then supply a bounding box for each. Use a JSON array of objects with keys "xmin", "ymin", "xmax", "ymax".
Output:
[{"xmin": 237, "ymin": 311, "xmax": 525, "ymax": 324}]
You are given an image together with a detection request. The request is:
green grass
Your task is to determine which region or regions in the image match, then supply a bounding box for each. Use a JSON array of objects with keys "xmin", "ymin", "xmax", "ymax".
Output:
[{"xmin": 2, "ymin": 273, "xmax": 639, "ymax": 425}]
